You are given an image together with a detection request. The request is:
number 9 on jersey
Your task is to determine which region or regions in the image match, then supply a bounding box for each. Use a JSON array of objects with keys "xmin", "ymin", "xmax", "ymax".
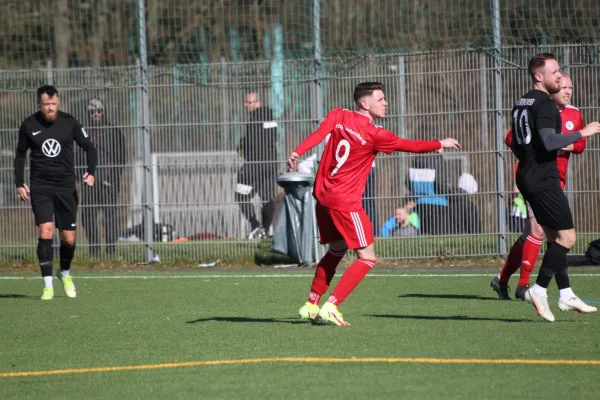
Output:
[{"xmin": 331, "ymin": 139, "xmax": 350, "ymax": 176}]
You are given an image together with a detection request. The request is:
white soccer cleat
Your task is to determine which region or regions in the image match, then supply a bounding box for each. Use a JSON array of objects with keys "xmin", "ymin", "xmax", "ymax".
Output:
[
  {"xmin": 524, "ymin": 288, "xmax": 555, "ymax": 322},
  {"xmin": 558, "ymin": 297, "xmax": 598, "ymax": 314}
]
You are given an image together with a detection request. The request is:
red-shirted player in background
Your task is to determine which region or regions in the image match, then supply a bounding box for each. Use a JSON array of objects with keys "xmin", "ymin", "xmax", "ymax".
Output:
[
  {"xmin": 491, "ymin": 74, "xmax": 586, "ymax": 301},
  {"xmin": 287, "ymin": 82, "xmax": 461, "ymax": 326}
]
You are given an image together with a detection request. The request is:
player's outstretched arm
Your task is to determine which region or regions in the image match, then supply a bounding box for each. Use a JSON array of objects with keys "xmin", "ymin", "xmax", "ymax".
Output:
[
  {"xmin": 579, "ymin": 122, "xmax": 600, "ymax": 138},
  {"xmin": 439, "ymin": 138, "xmax": 461, "ymax": 150},
  {"xmin": 289, "ymin": 109, "xmax": 339, "ymax": 171},
  {"xmin": 538, "ymin": 122, "xmax": 599, "ymax": 152},
  {"xmin": 560, "ymin": 122, "xmax": 599, "ymax": 154},
  {"xmin": 376, "ymin": 128, "xmax": 461, "ymax": 154}
]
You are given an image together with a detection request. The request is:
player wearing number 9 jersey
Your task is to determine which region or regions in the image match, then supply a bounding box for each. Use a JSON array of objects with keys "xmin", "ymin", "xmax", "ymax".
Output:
[{"xmin": 287, "ymin": 82, "xmax": 461, "ymax": 326}]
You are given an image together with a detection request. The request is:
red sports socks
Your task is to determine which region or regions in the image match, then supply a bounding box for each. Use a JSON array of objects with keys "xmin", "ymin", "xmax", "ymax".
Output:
[
  {"xmin": 328, "ymin": 258, "xmax": 375, "ymax": 306},
  {"xmin": 307, "ymin": 249, "xmax": 346, "ymax": 305},
  {"xmin": 518, "ymin": 234, "xmax": 543, "ymax": 287}
]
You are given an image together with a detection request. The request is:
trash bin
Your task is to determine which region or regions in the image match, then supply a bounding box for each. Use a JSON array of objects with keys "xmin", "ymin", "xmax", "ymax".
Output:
[{"xmin": 270, "ymin": 172, "xmax": 317, "ymax": 265}]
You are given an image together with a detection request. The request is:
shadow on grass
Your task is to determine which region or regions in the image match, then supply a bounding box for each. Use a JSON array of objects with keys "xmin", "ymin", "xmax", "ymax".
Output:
[
  {"xmin": 0, "ymin": 293, "xmax": 38, "ymax": 299},
  {"xmin": 186, "ymin": 316, "xmax": 306, "ymax": 325},
  {"xmin": 399, "ymin": 293, "xmax": 499, "ymax": 301},
  {"xmin": 367, "ymin": 314, "xmax": 539, "ymax": 323}
]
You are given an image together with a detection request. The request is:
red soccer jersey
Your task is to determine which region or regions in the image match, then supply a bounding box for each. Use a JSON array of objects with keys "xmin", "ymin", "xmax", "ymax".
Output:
[
  {"xmin": 505, "ymin": 104, "xmax": 585, "ymax": 186},
  {"xmin": 294, "ymin": 108, "xmax": 441, "ymax": 212}
]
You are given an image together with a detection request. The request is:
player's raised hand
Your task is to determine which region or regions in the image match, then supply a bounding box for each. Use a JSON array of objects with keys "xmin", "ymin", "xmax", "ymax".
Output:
[
  {"xmin": 580, "ymin": 122, "xmax": 600, "ymax": 137},
  {"xmin": 16, "ymin": 184, "xmax": 30, "ymax": 201},
  {"xmin": 83, "ymin": 172, "xmax": 95, "ymax": 187},
  {"xmin": 287, "ymin": 152, "xmax": 299, "ymax": 172},
  {"xmin": 439, "ymin": 138, "xmax": 461, "ymax": 150}
]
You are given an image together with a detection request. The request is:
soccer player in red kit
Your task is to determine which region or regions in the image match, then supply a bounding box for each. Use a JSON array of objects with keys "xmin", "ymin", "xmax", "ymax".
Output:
[
  {"xmin": 491, "ymin": 74, "xmax": 587, "ymax": 301},
  {"xmin": 287, "ymin": 82, "xmax": 461, "ymax": 326}
]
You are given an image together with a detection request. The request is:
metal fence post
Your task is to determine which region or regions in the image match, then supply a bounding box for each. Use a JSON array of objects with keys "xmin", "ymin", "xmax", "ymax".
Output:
[
  {"xmin": 46, "ymin": 59, "xmax": 53, "ymax": 85},
  {"xmin": 480, "ymin": 53, "xmax": 489, "ymax": 150},
  {"xmin": 563, "ymin": 48, "xmax": 575, "ymax": 205},
  {"xmin": 311, "ymin": 0, "xmax": 324, "ymax": 263},
  {"xmin": 220, "ymin": 58, "xmax": 230, "ymax": 150},
  {"xmin": 492, "ymin": 0, "xmax": 507, "ymax": 256},
  {"xmin": 137, "ymin": 0, "xmax": 155, "ymax": 263},
  {"xmin": 271, "ymin": 23, "xmax": 285, "ymax": 163},
  {"xmin": 396, "ymin": 55, "xmax": 407, "ymax": 198},
  {"xmin": 173, "ymin": 64, "xmax": 183, "ymax": 152},
  {"xmin": 397, "ymin": 55, "xmax": 406, "ymax": 140}
]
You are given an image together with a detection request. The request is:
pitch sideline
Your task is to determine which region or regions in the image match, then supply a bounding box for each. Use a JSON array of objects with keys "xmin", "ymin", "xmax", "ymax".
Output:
[{"xmin": 1, "ymin": 273, "xmax": 600, "ymax": 280}]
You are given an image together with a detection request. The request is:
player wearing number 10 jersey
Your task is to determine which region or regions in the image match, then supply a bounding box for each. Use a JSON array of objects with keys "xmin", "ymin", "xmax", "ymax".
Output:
[
  {"xmin": 287, "ymin": 82, "xmax": 461, "ymax": 326},
  {"xmin": 507, "ymin": 54, "xmax": 600, "ymax": 321},
  {"xmin": 491, "ymin": 74, "xmax": 587, "ymax": 301}
]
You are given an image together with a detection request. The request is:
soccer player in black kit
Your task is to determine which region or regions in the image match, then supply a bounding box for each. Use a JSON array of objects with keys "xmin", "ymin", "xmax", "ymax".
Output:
[
  {"xmin": 511, "ymin": 54, "xmax": 600, "ymax": 321},
  {"xmin": 14, "ymin": 85, "xmax": 97, "ymax": 300}
]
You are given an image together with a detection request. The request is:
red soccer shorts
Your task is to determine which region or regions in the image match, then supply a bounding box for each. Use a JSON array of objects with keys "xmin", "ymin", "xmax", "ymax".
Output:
[{"xmin": 315, "ymin": 202, "xmax": 374, "ymax": 249}]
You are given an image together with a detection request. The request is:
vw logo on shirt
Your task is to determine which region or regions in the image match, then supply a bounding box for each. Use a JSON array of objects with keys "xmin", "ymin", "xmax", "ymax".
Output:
[{"xmin": 42, "ymin": 139, "xmax": 62, "ymax": 157}]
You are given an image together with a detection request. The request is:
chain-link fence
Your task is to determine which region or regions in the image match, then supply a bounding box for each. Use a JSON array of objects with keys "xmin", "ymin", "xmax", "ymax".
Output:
[
  {"xmin": 2, "ymin": 45, "xmax": 599, "ymax": 263},
  {"xmin": 1, "ymin": 1, "xmax": 599, "ymax": 264}
]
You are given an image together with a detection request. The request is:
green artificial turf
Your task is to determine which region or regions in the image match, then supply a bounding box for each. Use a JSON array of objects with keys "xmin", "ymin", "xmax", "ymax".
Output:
[{"xmin": 1, "ymin": 269, "xmax": 599, "ymax": 399}]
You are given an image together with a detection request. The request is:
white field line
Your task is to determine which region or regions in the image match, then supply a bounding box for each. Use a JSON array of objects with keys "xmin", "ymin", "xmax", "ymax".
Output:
[{"xmin": 1, "ymin": 273, "xmax": 600, "ymax": 280}]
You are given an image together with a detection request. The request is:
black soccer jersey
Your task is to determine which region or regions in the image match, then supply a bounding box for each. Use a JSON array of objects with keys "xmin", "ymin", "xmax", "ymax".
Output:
[
  {"xmin": 510, "ymin": 90, "xmax": 562, "ymax": 192},
  {"xmin": 14, "ymin": 111, "xmax": 97, "ymax": 188},
  {"xmin": 241, "ymin": 106, "xmax": 277, "ymax": 162}
]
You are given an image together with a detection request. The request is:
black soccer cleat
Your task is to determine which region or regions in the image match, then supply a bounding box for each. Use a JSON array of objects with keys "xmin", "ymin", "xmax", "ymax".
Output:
[
  {"xmin": 515, "ymin": 285, "xmax": 530, "ymax": 301},
  {"xmin": 490, "ymin": 276, "xmax": 512, "ymax": 300}
]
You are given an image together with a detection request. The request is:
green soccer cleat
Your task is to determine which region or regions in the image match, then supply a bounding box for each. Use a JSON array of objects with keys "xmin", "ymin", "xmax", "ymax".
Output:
[
  {"xmin": 318, "ymin": 301, "xmax": 350, "ymax": 326},
  {"xmin": 57, "ymin": 271, "xmax": 77, "ymax": 298},
  {"xmin": 41, "ymin": 287, "xmax": 54, "ymax": 300},
  {"xmin": 299, "ymin": 302, "xmax": 320, "ymax": 321}
]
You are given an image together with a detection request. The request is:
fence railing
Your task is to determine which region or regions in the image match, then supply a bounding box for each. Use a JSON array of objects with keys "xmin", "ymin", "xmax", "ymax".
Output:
[{"xmin": 1, "ymin": 45, "xmax": 599, "ymax": 263}]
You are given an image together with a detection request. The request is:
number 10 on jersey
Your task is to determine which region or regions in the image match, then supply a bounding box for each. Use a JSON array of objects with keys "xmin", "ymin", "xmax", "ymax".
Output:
[
  {"xmin": 513, "ymin": 108, "xmax": 532, "ymax": 145},
  {"xmin": 331, "ymin": 139, "xmax": 350, "ymax": 176}
]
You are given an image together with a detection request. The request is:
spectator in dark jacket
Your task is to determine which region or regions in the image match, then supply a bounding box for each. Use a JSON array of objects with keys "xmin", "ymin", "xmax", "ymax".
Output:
[
  {"xmin": 236, "ymin": 92, "xmax": 278, "ymax": 238},
  {"xmin": 79, "ymin": 99, "xmax": 126, "ymax": 257}
]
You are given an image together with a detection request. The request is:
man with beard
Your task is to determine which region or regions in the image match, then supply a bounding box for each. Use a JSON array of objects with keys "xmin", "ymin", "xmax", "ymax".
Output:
[
  {"xmin": 509, "ymin": 54, "xmax": 600, "ymax": 321},
  {"xmin": 14, "ymin": 85, "xmax": 97, "ymax": 300},
  {"xmin": 492, "ymin": 74, "xmax": 587, "ymax": 301}
]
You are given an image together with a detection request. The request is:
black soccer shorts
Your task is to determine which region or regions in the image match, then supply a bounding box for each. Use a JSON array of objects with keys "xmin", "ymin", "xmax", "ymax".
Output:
[
  {"xmin": 30, "ymin": 186, "xmax": 79, "ymax": 230},
  {"xmin": 523, "ymin": 188, "xmax": 574, "ymax": 231}
]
